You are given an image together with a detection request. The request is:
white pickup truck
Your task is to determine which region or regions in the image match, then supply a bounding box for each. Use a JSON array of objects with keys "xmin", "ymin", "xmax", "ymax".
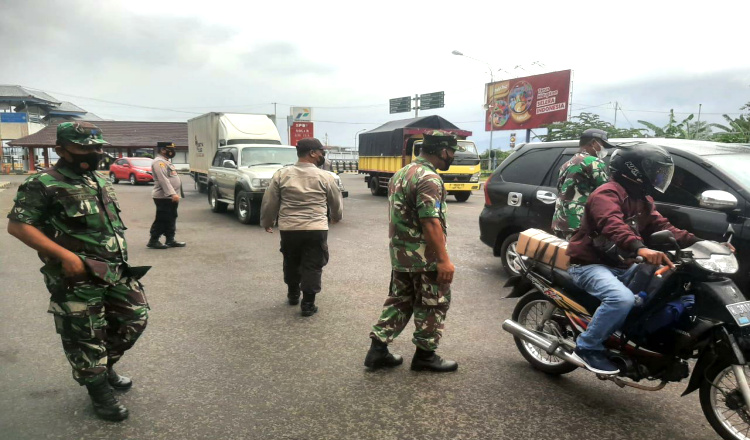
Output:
[{"xmin": 207, "ymin": 144, "xmax": 348, "ymax": 224}]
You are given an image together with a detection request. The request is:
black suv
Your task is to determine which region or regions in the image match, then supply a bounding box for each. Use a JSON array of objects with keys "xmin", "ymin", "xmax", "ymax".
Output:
[{"xmin": 479, "ymin": 138, "xmax": 750, "ymax": 292}]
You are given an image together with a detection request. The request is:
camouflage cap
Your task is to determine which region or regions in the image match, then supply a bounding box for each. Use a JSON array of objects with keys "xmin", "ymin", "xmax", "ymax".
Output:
[
  {"xmin": 422, "ymin": 130, "xmax": 459, "ymax": 150},
  {"xmin": 57, "ymin": 122, "xmax": 109, "ymax": 147}
]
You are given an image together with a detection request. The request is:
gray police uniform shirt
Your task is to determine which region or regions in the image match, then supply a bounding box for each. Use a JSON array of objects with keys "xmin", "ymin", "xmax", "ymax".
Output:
[
  {"xmin": 260, "ymin": 162, "xmax": 343, "ymax": 231},
  {"xmin": 152, "ymin": 155, "xmax": 182, "ymax": 199}
]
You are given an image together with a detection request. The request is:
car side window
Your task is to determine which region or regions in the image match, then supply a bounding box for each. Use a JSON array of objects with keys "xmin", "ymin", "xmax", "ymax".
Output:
[
  {"xmin": 212, "ymin": 151, "xmax": 224, "ymax": 167},
  {"xmin": 546, "ymin": 153, "xmax": 575, "ymax": 187},
  {"xmin": 652, "ymin": 156, "xmax": 717, "ymax": 208},
  {"xmin": 115, "ymin": 159, "xmax": 125, "ymax": 166},
  {"xmin": 501, "ymin": 148, "xmax": 561, "ymax": 186},
  {"xmin": 228, "ymin": 148, "xmax": 238, "ymax": 164}
]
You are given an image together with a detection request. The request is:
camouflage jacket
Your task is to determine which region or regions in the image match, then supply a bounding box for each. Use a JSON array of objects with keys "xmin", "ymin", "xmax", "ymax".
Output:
[
  {"xmin": 388, "ymin": 157, "xmax": 447, "ymax": 272},
  {"xmin": 7, "ymin": 163, "xmax": 130, "ymax": 284},
  {"xmin": 551, "ymin": 152, "xmax": 609, "ymax": 235}
]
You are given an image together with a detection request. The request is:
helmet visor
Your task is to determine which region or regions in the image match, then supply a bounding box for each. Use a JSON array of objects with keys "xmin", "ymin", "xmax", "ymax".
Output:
[{"xmin": 643, "ymin": 159, "xmax": 674, "ymax": 193}]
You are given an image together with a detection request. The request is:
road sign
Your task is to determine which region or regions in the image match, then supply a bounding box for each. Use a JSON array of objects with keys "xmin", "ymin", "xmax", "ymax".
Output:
[
  {"xmin": 291, "ymin": 107, "xmax": 312, "ymax": 122},
  {"xmin": 389, "ymin": 96, "xmax": 411, "ymax": 114},
  {"xmin": 290, "ymin": 122, "xmax": 314, "ymax": 146},
  {"xmin": 420, "ymin": 91, "xmax": 444, "ymax": 110}
]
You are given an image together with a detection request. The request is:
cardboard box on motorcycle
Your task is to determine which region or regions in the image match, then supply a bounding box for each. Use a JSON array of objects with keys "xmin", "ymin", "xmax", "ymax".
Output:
[{"xmin": 517, "ymin": 229, "xmax": 570, "ymax": 270}]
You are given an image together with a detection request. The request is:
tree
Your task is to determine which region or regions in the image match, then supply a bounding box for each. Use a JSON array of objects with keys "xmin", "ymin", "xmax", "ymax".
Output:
[
  {"xmin": 541, "ymin": 112, "xmax": 647, "ymax": 142},
  {"xmin": 710, "ymin": 102, "xmax": 750, "ymax": 143}
]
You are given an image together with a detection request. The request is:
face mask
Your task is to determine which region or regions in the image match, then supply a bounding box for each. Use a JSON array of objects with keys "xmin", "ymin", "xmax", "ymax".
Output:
[
  {"xmin": 63, "ymin": 148, "xmax": 103, "ymax": 174},
  {"xmin": 439, "ymin": 149, "xmax": 454, "ymax": 171},
  {"xmin": 597, "ymin": 147, "xmax": 608, "ymax": 159},
  {"xmin": 315, "ymin": 151, "xmax": 326, "ymax": 167},
  {"xmin": 164, "ymin": 149, "xmax": 176, "ymax": 159}
]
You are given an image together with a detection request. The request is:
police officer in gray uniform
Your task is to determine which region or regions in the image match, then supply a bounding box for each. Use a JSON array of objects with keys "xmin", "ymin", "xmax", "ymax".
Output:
[{"xmin": 148, "ymin": 141, "xmax": 186, "ymax": 249}]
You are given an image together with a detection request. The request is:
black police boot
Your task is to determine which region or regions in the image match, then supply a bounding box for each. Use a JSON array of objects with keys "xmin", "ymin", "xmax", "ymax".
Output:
[
  {"xmin": 410, "ymin": 347, "xmax": 458, "ymax": 372},
  {"xmin": 300, "ymin": 293, "xmax": 318, "ymax": 317},
  {"xmin": 147, "ymin": 237, "xmax": 168, "ymax": 249},
  {"xmin": 287, "ymin": 288, "xmax": 301, "ymax": 306},
  {"xmin": 165, "ymin": 238, "xmax": 186, "ymax": 248},
  {"xmin": 364, "ymin": 339, "xmax": 403, "ymax": 370},
  {"xmin": 86, "ymin": 376, "xmax": 129, "ymax": 421},
  {"xmin": 107, "ymin": 368, "xmax": 133, "ymax": 391}
]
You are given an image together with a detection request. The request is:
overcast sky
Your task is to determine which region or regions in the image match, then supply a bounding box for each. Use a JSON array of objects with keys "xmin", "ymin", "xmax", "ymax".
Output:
[{"xmin": 1, "ymin": 0, "xmax": 748, "ymax": 150}]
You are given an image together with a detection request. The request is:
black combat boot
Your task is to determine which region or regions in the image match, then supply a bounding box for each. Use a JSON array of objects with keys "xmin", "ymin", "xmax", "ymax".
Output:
[
  {"xmin": 300, "ymin": 293, "xmax": 318, "ymax": 317},
  {"xmin": 164, "ymin": 238, "xmax": 186, "ymax": 247},
  {"xmin": 147, "ymin": 237, "xmax": 168, "ymax": 249},
  {"xmin": 107, "ymin": 368, "xmax": 133, "ymax": 391},
  {"xmin": 364, "ymin": 339, "xmax": 403, "ymax": 370},
  {"xmin": 287, "ymin": 288, "xmax": 301, "ymax": 306},
  {"xmin": 86, "ymin": 376, "xmax": 129, "ymax": 421},
  {"xmin": 410, "ymin": 347, "xmax": 458, "ymax": 372}
]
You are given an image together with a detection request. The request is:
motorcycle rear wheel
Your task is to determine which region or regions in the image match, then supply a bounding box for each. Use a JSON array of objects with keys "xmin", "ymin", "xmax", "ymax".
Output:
[
  {"xmin": 700, "ymin": 362, "xmax": 750, "ymax": 440},
  {"xmin": 512, "ymin": 291, "xmax": 578, "ymax": 375}
]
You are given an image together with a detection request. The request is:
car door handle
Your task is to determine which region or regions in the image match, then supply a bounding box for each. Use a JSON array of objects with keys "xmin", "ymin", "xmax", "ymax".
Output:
[
  {"xmin": 508, "ymin": 192, "xmax": 522, "ymax": 207},
  {"xmin": 536, "ymin": 190, "xmax": 557, "ymax": 204}
]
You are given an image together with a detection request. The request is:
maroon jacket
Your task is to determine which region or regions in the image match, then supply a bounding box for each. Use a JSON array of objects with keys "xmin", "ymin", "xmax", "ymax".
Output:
[{"xmin": 567, "ymin": 181, "xmax": 700, "ymax": 266}]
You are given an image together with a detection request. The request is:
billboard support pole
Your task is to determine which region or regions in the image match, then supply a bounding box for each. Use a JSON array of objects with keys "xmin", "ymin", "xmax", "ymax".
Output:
[
  {"xmin": 413, "ymin": 94, "xmax": 420, "ymax": 118},
  {"xmin": 526, "ymin": 129, "xmax": 531, "ymax": 143}
]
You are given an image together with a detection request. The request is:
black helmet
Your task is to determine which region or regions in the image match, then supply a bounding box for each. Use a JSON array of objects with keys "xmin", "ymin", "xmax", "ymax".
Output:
[{"xmin": 609, "ymin": 143, "xmax": 674, "ymax": 194}]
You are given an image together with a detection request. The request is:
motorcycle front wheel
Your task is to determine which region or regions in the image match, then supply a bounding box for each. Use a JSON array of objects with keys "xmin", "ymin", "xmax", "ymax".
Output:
[
  {"xmin": 512, "ymin": 291, "xmax": 578, "ymax": 375},
  {"xmin": 701, "ymin": 362, "xmax": 750, "ymax": 440}
]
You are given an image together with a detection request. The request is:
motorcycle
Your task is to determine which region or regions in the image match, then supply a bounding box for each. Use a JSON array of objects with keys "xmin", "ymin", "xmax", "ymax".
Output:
[{"xmin": 502, "ymin": 229, "xmax": 750, "ymax": 440}]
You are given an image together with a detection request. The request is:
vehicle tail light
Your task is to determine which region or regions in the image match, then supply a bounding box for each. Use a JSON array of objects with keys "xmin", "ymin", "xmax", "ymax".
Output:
[{"xmin": 484, "ymin": 173, "xmax": 492, "ymax": 206}]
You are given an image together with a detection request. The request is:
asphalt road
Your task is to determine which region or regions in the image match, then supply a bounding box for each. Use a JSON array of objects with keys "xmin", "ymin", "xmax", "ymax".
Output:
[{"xmin": 0, "ymin": 173, "xmax": 721, "ymax": 439}]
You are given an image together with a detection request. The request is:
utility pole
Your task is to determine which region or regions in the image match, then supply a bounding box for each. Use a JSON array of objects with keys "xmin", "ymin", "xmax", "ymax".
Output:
[
  {"xmin": 613, "ymin": 101, "xmax": 618, "ymax": 127},
  {"xmin": 413, "ymin": 94, "xmax": 420, "ymax": 117}
]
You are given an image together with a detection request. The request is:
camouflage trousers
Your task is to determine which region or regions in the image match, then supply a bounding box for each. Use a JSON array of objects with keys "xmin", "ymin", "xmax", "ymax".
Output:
[
  {"xmin": 43, "ymin": 267, "xmax": 149, "ymax": 385},
  {"xmin": 370, "ymin": 270, "xmax": 451, "ymax": 351}
]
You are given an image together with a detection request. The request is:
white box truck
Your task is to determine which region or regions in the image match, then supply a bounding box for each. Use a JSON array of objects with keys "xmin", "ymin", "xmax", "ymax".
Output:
[{"xmin": 188, "ymin": 112, "xmax": 281, "ymax": 193}]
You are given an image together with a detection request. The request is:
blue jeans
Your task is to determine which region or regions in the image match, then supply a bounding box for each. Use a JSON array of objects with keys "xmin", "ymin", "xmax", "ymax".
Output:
[{"xmin": 568, "ymin": 264, "xmax": 639, "ymax": 351}]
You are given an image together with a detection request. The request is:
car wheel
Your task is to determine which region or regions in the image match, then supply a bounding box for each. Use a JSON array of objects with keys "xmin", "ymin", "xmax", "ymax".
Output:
[
  {"xmin": 235, "ymin": 191, "xmax": 256, "ymax": 224},
  {"xmin": 500, "ymin": 233, "xmax": 523, "ymax": 277},
  {"xmin": 209, "ymin": 185, "xmax": 228, "ymax": 213},
  {"xmin": 454, "ymin": 192, "xmax": 471, "ymax": 202},
  {"xmin": 109, "ymin": 173, "xmax": 119, "ymax": 184},
  {"xmin": 129, "ymin": 174, "xmax": 137, "ymax": 185}
]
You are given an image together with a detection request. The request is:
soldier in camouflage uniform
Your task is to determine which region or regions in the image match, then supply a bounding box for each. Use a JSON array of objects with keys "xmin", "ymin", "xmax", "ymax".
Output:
[
  {"xmin": 551, "ymin": 128, "xmax": 613, "ymax": 240},
  {"xmin": 6, "ymin": 122, "xmax": 150, "ymax": 422},
  {"xmin": 364, "ymin": 130, "xmax": 460, "ymax": 373}
]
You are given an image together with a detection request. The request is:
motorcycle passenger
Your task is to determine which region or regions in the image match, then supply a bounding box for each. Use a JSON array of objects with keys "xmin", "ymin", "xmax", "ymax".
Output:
[
  {"xmin": 566, "ymin": 144, "xmax": 701, "ymax": 374},
  {"xmin": 551, "ymin": 129, "xmax": 612, "ymax": 240}
]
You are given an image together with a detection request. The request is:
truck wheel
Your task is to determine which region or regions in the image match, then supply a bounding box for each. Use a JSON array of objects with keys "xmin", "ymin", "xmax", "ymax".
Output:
[
  {"xmin": 500, "ymin": 233, "xmax": 523, "ymax": 277},
  {"xmin": 195, "ymin": 178, "xmax": 207, "ymax": 193},
  {"xmin": 369, "ymin": 175, "xmax": 385, "ymax": 196},
  {"xmin": 235, "ymin": 191, "xmax": 259, "ymax": 224},
  {"xmin": 209, "ymin": 185, "xmax": 228, "ymax": 213},
  {"xmin": 454, "ymin": 192, "xmax": 471, "ymax": 202}
]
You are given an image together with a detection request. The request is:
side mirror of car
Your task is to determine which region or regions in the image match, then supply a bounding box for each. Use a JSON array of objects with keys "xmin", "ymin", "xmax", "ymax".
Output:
[
  {"xmin": 123, "ymin": 163, "xmax": 131, "ymax": 167},
  {"xmin": 699, "ymin": 190, "xmax": 738, "ymax": 211},
  {"xmin": 223, "ymin": 160, "xmax": 237, "ymax": 169}
]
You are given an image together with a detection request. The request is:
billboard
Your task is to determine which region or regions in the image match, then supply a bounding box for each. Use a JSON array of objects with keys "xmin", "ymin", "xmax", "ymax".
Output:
[
  {"xmin": 290, "ymin": 122, "xmax": 314, "ymax": 147},
  {"xmin": 291, "ymin": 107, "xmax": 312, "ymax": 122},
  {"xmin": 485, "ymin": 69, "xmax": 571, "ymax": 131}
]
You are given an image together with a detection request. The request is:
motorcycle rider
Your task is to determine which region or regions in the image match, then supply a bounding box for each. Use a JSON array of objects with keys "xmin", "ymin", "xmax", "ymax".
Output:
[{"xmin": 566, "ymin": 144, "xmax": 734, "ymax": 374}]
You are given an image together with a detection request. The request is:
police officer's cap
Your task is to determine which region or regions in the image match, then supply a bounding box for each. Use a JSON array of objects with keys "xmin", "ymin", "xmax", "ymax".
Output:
[{"xmin": 157, "ymin": 141, "xmax": 175, "ymax": 149}]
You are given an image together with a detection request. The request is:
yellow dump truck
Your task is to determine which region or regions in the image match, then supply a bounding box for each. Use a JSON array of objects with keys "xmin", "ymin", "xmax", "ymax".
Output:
[{"xmin": 358, "ymin": 115, "xmax": 481, "ymax": 202}]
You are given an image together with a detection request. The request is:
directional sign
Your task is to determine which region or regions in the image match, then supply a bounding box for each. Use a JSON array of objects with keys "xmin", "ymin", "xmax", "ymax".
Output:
[
  {"xmin": 389, "ymin": 96, "xmax": 411, "ymax": 114},
  {"xmin": 420, "ymin": 91, "xmax": 445, "ymax": 110}
]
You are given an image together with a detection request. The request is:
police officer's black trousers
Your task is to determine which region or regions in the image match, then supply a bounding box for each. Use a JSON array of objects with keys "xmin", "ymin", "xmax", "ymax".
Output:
[
  {"xmin": 279, "ymin": 230, "xmax": 329, "ymax": 298},
  {"xmin": 150, "ymin": 198, "xmax": 178, "ymax": 240}
]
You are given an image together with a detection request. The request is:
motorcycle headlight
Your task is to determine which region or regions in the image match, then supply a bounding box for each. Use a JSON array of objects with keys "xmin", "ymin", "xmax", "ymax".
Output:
[
  {"xmin": 694, "ymin": 253, "xmax": 739, "ymax": 274},
  {"xmin": 470, "ymin": 172, "xmax": 480, "ymax": 182},
  {"xmin": 250, "ymin": 178, "xmax": 270, "ymax": 189}
]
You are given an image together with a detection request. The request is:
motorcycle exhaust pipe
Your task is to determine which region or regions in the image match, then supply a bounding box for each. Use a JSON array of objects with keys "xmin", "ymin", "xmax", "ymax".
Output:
[{"xmin": 502, "ymin": 319, "xmax": 587, "ymax": 368}]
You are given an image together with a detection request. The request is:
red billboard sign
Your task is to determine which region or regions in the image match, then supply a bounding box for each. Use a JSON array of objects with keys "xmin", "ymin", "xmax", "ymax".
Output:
[
  {"xmin": 485, "ymin": 69, "xmax": 571, "ymax": 131},
  {"xmin": 290, "ymin": 122, "xmax": 314, "ymax": 146}
]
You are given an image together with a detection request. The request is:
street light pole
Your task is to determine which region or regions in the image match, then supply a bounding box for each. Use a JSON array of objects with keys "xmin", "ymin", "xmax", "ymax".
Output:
[{"xmin": 452, "ymin": 50, "xmax": 495, "ymax": 169}]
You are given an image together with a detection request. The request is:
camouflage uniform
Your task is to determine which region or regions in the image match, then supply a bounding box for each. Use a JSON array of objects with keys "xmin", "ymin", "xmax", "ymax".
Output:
[
  {"xmin": 370, "ymin": 154, "xmax": 450, "ymax": 351},
  {"xmin": 8, "ymin": 162, "xmax": 149, "ymax": 385},
  {"xmin": 551, "ymin": 152, "xmax": 609, "ymax": 238}
]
